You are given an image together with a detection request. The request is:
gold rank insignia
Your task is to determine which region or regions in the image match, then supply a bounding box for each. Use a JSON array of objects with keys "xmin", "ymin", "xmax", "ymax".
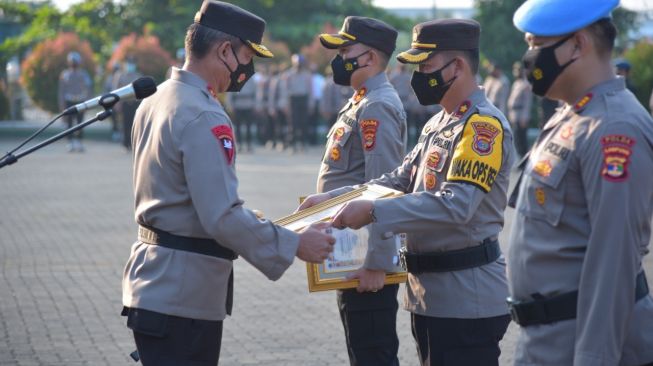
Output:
[
  {"xmin": 454, "ymin": 100, "xmax": 471, "ymax": 119},
  {"xmin": 330, "ymin": 146, "xmax": 341, "ymax": 161},
  {"xmin": 535, "ymin": 187, "xmax": 546, "ymax": 205},
  {"xmin": 353, "ymin": 87, "xmax": 367, "ymax": 104},
  {"xmin": 446, "ymin": 114, "xmax": 504, "ymax": 193},
  {"xmin": 574, "ymin": 93, "xmax": 593, "ymax": 112}
]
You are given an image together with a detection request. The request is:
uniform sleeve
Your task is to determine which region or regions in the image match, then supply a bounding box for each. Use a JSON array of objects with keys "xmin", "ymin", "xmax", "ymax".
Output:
[
  {"xmin": 357, "ymin": 101, "xmax": 406, "ymax": 181},
  {"xmin": 372, "ymin": 115, "xmax": 512, "ymax": 234},
  {"xmin": 178, "ymin": 112, "xmax": 299, "ymax": 281},
  {"xmin": 572, "ymin": 122, "xmax": 652, "ymax": 366}
]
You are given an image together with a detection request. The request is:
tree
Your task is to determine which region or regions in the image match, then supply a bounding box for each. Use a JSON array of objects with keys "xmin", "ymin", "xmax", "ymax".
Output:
[
  {"xmin": 20, "ymin": 32, "xmax": 96, "ymax": 113},
  {"xmin": 106, "ymin": 33, "xmax": 173, "ymax": 83},
  {"xmin": 474, "ymin": 0, "xmax": 524, "ymax": 77},
  {"xmin": 624, "ymin": 40, "xmax": 653, "ymax": 108}
]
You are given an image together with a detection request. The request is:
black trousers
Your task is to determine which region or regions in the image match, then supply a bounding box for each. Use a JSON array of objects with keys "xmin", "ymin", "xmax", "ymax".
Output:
[
  {"xmin": 233, "ymin": 108, "xmax": 255, "ymax": 147},
  {"xmin": 64, "ymin": 100, "xmax": 84, "ymax": 140},
  {"xmin": 411, "ymin": 313, "xmax": 510, "ymax": 366},
  {"xmin": 337, "ymin": 284, "xmax": 400, "ymax": 366},
  {"xmin": 125, "ymin": 307, "xmax": 223, "ymax": 366},
  {"xmin": 512, "ymin": 122, "xmax": 529, "ymax": 157},
  {"xmin": 289, "ymin": 95, "xmax": 309, "ymax": 147},
  {"xmin": 121, "ymin": 101, "xmax": 139, "ymax": 150}
]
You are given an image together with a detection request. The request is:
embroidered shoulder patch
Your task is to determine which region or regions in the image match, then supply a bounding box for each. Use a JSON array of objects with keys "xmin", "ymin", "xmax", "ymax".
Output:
[
  {"xmin": 211, "ymin": 125, "xmax": 235, "ymax": 165},
  {"xmin": 600, "ymin": 134, "xmax": 635, "ymax": 182},
  {"xmin": 446, "ymin": 114, "xmax": 504, "ymax": 193},
  {"xmin": 360, "ymin": 119, "xmax": 379, "ymax": 151}
]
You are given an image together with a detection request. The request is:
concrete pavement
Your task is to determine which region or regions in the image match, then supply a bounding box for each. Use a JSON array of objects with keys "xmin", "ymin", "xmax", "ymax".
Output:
[{"xmin": 0, "ymin": 135, "xmax": 650, "ymax": 365}]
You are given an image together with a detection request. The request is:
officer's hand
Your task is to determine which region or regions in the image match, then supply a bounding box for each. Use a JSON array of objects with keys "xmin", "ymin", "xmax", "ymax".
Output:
[
  {"xmin": 296, "ymin": 222, "xmax": 336, "ymax": 263},
  {"xmin": 346, "ymin": 268, "xmax": 385, "ymax": 293},
  {"xmin": 332, "ymin": 200, "xmax": 373, "ymax": 230},
  {"xmin": 295, "ymin": 193, "xmax": 331, "ymax": 212}
]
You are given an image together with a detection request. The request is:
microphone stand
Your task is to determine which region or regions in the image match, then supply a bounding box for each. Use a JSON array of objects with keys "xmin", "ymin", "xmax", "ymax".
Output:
[{"xmin": 0, "ymin": 107, "xmax": 113, "ymax": 170}]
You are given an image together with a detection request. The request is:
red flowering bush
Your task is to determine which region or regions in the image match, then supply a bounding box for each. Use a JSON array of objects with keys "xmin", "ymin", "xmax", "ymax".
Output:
[
  {"xmin": 107, "ymin": 33, "xmax": 173, "ymax": 83},
  {"xmin": 20, "ymin": 32, "xmax": 96, "ymax": 113}
]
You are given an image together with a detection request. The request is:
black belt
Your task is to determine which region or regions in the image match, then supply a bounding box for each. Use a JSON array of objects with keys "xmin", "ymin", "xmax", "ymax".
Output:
[
  {"xmin": 137, "ymin": 225, "xmax": 238, "ymax": 315},
  {"xmin": 399, "ymin": 238, "xmax": 501, "ymax": 274},
  {"xmin": 508, "ymin": 272, "xmax": 650, "ymax": 327}
]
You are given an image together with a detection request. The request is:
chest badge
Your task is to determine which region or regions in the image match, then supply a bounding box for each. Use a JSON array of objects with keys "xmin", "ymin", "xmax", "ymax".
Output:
[
  {"xmin": 535, "ymin": 187, "xmax": 546, "ymax": 205},
  {"xmin": 426, "ymin": 150, "xmax": 441, "ymax": 170},
  {"xmin": 330, "ymin": 146, "xmax": 341, "ymax": 161},
  {"xmin": 424, "ymin": 171, "xmax": 437, "ymax": 190},
  {"xmin": 560, "ymin": 125, "xmax": 573, "ymax": 140},
  {"xmin": 533, "ymin": 160, "xmax": 552, "ymax": 177},
  {"xmin": 334, "ymin": 127, "xmax": 345, "ymax": 142}
]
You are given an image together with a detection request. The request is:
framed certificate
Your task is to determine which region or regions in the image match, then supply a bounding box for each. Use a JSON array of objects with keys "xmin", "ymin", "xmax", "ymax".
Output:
[{"xmin": 274, "ymin": 184, "xmax": 408, "ymax": 292}]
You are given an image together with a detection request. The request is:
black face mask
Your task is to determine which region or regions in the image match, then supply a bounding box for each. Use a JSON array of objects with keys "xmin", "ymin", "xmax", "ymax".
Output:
[
  {"xmin": 522, "ymin": 34, "xmax": 576, "ymax": 97},
  {"xmin": 222, "ymin": 47, "xmax": 255, "ymax": 93},
  {"xmin": 410, "ymin": 59, "xmax": 457, "ymax": 106},
  {"xmin": 330, "ymin": 50, "xmax": 369, "ymax": 86}
]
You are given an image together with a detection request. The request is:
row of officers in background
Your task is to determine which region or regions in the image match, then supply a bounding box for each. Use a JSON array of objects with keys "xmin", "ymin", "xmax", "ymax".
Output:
[{"xmin": 224, "ymin": 52, "xmax": 631, "ymax": 158}]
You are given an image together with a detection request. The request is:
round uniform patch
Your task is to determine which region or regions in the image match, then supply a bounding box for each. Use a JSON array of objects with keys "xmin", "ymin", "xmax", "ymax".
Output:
[
  {"xmin": 560, "ymin": 125, "xmax": 573, "ymax": 140},
  {"xmin": 331, "ymin": 146, "xmax": 341, "ymax": 161},
  {"xmin": 535, "ymin": 187, "xmax": 546, "ymax": 205},
  {"xmin": 424, "ymin": 171, "xmax": 437, "ymax": 190},
  {"xmin": 334, "ymin": 127, "xmax": 345, "ymax": 141}
]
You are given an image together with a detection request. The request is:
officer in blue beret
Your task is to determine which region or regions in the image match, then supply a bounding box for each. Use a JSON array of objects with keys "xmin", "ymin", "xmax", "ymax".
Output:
[{"xmin": 508, "ymin": 0, "xmax": 653, "ymax": 365}]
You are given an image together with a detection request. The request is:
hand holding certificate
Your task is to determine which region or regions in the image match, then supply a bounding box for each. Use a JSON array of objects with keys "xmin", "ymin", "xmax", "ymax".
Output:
[{"xmin": 275, "ymin": 184, "xmax": 407, "ymax": 292}]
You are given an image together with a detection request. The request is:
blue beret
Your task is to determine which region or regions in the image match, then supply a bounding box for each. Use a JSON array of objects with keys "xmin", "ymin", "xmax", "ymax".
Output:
[{"xmin": 514, "ymin": 0, "xmax": 620, "ymax": 36}]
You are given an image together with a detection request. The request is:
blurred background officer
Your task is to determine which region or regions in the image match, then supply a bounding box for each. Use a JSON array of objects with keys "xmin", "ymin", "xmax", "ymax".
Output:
[
  {"xmin": 483, "ymin": 60, "xmax": 510, "ymax": 116},
  {"xmin": 507, "ymin": 61, "xmax": 533, "ymax": 157},
  {"xmin": 303, "ymin": 19, "xmax": 515, "ymax": 366},
  {"xmin": 113, "ymin": 57, "xmax": 142, "ymax": 151},
  {"xmin": 317, "ymin": 16, "xmax": 406, "ymax": 366},
  {"xmin": 508, "ymin": 0, "xmax": 653, "ymax": 365},
  {"xmin": 227, "ymin": 66, "xmax": 257, "ymax": 152},
  {"xmin": 320, "ymin": 66, "xmax": 350, "ymax": 130},
  {"xmin": 282, "ymin": 54, "xmax": 313, "ymax": 152},
  {"xmin": 58, "ymin": 51, "xmax": 91, "ymax": 153},
  {"xmin": 615, "ymin": 59, "xmax": 638, "ymax": 94},
  {"xmin": 121, "ymin": 2, "xmax": 335, "ymax": 365},
  {"xmin": 104, "ymin": 62, "xmax": 122, "ymax": 142}
]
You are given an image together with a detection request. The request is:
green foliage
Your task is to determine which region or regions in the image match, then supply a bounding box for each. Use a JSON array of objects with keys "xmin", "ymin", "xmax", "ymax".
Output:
[
  {"xmin": 474, "ymin": 0, "xmax": 524, "ymax": 77},
  {"xmin": 106, "ymin": 33, "xmax": 173, "ymax": 83},
  {"xmin": 20, "ymin": 32, "xmax": 96, "ymax": 113},
  {"xmin": 624, "ymin": 40, "xmax": 653, "ymax": 108}
]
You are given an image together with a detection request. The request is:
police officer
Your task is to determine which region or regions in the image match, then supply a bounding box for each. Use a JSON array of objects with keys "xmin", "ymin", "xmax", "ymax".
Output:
[
  {"xmin": 507, "ymin": 61, "xmax": 533, "ymax": 157},
  {"xmin": 507, "ymin": 0, "xmax": 653, "ymax": 365},
  {"xmin": 316, "ymin": 16, "xmax": 406, "ymax": 366},
  {"xmin": 302, "ymin": 19, "xmax": 515, "ymax": 366},
  {"xmin": 58, "ymin": 51, "xmax": 92, "ymax": 153},
  {"xmin": 121, "ymin": 2, "xmax": 335, "ymax": 365}
]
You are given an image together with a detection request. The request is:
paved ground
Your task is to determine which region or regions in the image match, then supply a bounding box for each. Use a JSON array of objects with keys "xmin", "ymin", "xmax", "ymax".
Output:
[{"xmin": 0, "ymin": 131, "xmax": 651, "ymax": 365}]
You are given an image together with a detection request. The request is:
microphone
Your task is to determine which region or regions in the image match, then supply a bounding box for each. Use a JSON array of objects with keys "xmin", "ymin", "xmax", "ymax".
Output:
[{"xmin": 63, "ymin": 76, "xmax": 157, "ymax": 116}]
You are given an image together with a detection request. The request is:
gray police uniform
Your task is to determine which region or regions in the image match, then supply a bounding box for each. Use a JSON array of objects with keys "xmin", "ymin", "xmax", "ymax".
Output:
[
  {"xmin": 123, "ymin": 67, "xmax": 299, "ymax": 321},
  {"xmin": 318, "ymin": 71, "xmax": 407, "ymax": 365},
  {"xmin": 367, "ymin": 89, "xmax": 514, "ymax": 319},
  {"xmin": 58, "ymin": 67, "xmax": 92, "ymax": 142},
  {"xmin": 508, "ymin": 78, "xmax": 653, "ymax": 366}
]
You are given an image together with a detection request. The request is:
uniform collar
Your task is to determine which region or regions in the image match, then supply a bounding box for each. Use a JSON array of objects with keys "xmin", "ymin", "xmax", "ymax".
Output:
[
  {"xmin": 351, "ymin": 71, "xmax": 389, "ymax": 105},
  {"xmin": 171, "ymin": 67, "xmax": 214, "ymax": 99},
  {"xmin": 570, "ymin": 77, "xmax": 625, "ymax": 114}
]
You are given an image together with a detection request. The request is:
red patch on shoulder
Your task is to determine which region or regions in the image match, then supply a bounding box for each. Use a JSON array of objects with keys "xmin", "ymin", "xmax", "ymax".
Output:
[
  {"xmin": 211, "ymin": 125, "xmax": 235, "ymax": 165},
  {"xmin": 360, "ymin": 119, "xmax": 379, "ymax": 151},
  {"xmin": 601, "ymin": 134, "xmax": 635, "ymax": 182}
]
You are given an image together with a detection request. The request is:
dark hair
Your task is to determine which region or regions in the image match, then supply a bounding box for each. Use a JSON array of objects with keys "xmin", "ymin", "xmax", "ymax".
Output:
[
  {"xmin": 586, "ymin": 18, "xmax": 617, "ymax": 57},
  {"xmin": 446, "ymin": 49, "xmax": 479, "ymax": 74},
  {"xmin": 184, "ymin": 23, "xmax": 242, "ymax": 60}
]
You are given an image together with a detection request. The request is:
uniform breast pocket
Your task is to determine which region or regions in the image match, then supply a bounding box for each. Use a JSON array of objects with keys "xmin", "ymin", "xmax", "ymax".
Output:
[
  {"xmin": 323, "ymin": 126, "xmax": 353, "ymax": 170},
  {"xmin": 520, "ymin": 158, "xmax": 570, "ymax": 226}
]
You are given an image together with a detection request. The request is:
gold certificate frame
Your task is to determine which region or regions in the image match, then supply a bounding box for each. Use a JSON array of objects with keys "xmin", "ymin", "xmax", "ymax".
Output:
[{"xmin": 274, "ymin": 184, "xmax": 408, "ymax": 292}]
